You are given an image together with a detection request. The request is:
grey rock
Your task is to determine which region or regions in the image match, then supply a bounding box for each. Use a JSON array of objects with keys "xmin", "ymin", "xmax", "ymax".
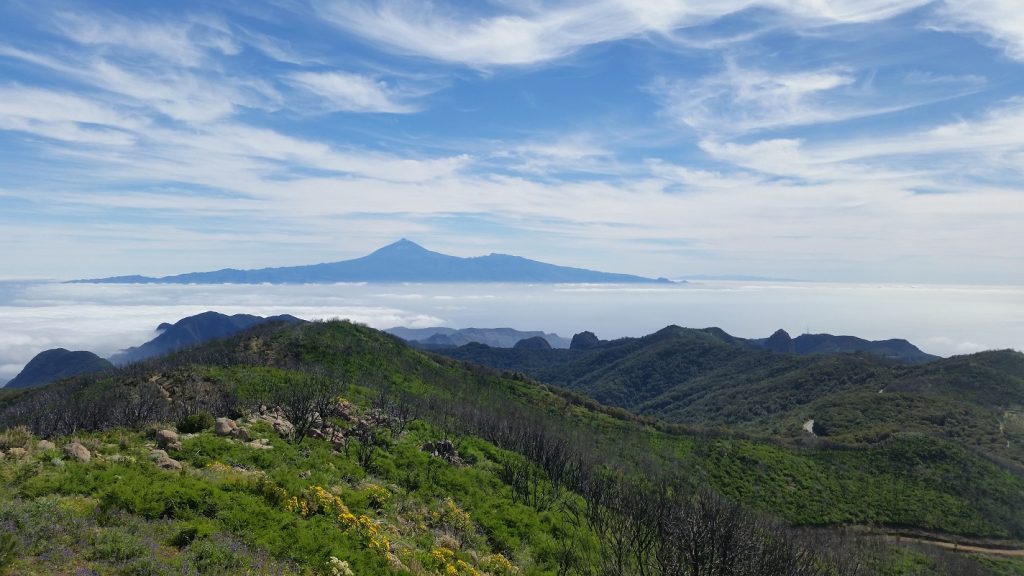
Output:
[
  {"xmin": 63, "ymin": 442, "xmax": 91, "ymax": 463},
  {"xmin": 155, "ymin": 429, "xmax": 179, "ymax": 449},
  {"xmin": 272, "ymin": 418, "xmax": 294, "ymax": 438},
  {"xmin": 154, "ymin": 455, "xmax": 182, "ymax": 470},
  {"xmin": 214, "ymin": 417, "xmax": 237, "ymax": 436},
  {"xmin": 421, "ymin": 440, "xmax": 461, "ymax": 464}
]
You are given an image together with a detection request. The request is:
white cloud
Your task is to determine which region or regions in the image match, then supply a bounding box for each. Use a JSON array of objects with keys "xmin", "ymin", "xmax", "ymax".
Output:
[
  {"xmin": 654, "ymin": 63, "xmax": 862, "ymax": 135},
  {"xmin": 287, "ymin": 70, "xmax": 419, "ymax": 113},
  {"xmin": 0, "ymin": 86, "xmax": 140, "ymax": 130},
  {"xmin": 1, "ymin": 281, "xmax": 1021, "ymax": 384},
  {"xmin": 0, "ymin": 85, "xmax": 141, "ymax": 145},
  {"xmin": 315, "ymin": 0, "xmax": 927, "ymax": 67},
  {"xmin": 0, "ymin": 41, "xmax": 280, "ymax": 124},
  {"xmin": 238, "ymin": 27, "xmax": 320, "ymax": 65},
  {"xmin": 142, "ymin": 122, "xmax": 472, "ymax": 183},
  {"xmin": 935, "ymin": 0, "xmax": 1024, "ymax": 62},
  {"xmin": 53, "ymin": 11, "xmax": 237, "ymax": 67},
  {"xmin": 0, "ymin": 282, "xmax": 447, "ymax": 382},
  {"xmin": 699, "ymin": 99, "xmax": 1024, "ymax": 178},
  {"xmin": 491, "ymin": 134, "xmax": 618, "ymax": 175},
  {"xmin": 653, "ymin": 57, "xmax": 988, "ymax": 138},
  {"xmin": 0, "ymin": 0, "xmax": 1020, "ymax": 289}
]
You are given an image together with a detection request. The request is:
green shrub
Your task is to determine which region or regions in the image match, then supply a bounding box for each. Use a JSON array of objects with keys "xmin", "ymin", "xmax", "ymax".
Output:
[
  {"xmin": 169, "ymin": 521, "xmax": 215, "ymax": 548},
  {"xmin": 121, "ymin": 557, "xmax": 163, "ymax": 576},
  {"xmin": 89, "ymin": 527, "xmax": 145, "ymax": 563},
  {"xmin": 177, "ymin": 411, "xmax": 215, "ymax": 434},
  {"xmin": 0, "ymin": 426, "xmax": 32, "ymax": 450},
  {"xmin": 184, "ymin": 538, "xmax": 241, "ymax": 573},
  {"xmin": 0, "ymin": 532, "xmax": 18, "ymax": 574}
]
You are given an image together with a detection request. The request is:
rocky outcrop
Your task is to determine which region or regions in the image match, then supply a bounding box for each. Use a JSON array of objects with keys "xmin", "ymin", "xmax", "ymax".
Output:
[
  {"xmin": 421, "ymin": 440, "xmax": 461, "ymax": 464},
  {"xmin": 251, "ymin": 407, "xmax": 295, "ymax": 439},
  {"xmin": 764, "ymin": 329, "xmax": 796, "ymax": 354},
  {"xmin": 570, "ymin": 331, "xmax": 601, "ymax": 350},
  {"xmin": 37, "ymin": 440, "xmax": 55, "ymax": 451}
]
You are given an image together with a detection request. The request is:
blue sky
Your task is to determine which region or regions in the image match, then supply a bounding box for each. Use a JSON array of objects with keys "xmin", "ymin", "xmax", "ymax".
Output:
[{"xmin": 1, "ymin": 0, "xmax": 1022, "ymax": 283}]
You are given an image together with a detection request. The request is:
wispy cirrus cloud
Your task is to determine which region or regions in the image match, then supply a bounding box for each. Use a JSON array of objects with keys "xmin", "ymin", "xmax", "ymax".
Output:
[
  {"xmin": 314, "ymin": 0, "xmax": 928, "ymax": 68},
  {"xmin": 933, "ymin": 0, "xmax": 1024, "ymax": 62},
  {"xmin": 287, "ymin": 70, "xmax": 421, "ymax": 113},
  {"xmin": 0, "ymin": 85, "xmax": 141, "ymax": 146},
  {"xmin": 699, "ymin": 99, "xmax": 1024, "ymax": 179},
  {"xmin": 51, "ymin": 10, "xmax": 238, "ymax": 67},
  {"xmin": 653, "ymin": 62, "xmax": 862, "ymax": 135},
  {"xmin": 0, "ymin": 9, "xmax": 461, "ymax": 186},
  {"xmin": 653, "ymin": 58, "xmax": 990, "ymax": 138}
]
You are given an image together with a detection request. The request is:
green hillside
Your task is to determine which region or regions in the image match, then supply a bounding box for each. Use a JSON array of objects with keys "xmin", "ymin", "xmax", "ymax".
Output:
[
  {"xmin": 0, "ymin": 320, "xmax": 1022, "ymax": 574},
  {"xmin": 438, "ymin": 326, "xmax": 1024, "ymax": 466}
]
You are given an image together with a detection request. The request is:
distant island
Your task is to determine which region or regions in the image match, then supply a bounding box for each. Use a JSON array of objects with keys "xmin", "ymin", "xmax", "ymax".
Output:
[{"xmin": 71, "ymin": 239, "xmax": 675, "ymax": 285}]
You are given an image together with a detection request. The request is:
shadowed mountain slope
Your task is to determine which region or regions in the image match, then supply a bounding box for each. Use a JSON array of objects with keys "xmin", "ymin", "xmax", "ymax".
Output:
[{"xmin": 5, "ymin": 348, "xmax": 113, "ymax": 389}]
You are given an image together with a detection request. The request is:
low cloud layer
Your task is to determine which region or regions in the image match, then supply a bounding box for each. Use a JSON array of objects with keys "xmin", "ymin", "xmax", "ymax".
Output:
[{"xmin": 2, "ymin": 281, "xmax": 1020, "ymax": 384}]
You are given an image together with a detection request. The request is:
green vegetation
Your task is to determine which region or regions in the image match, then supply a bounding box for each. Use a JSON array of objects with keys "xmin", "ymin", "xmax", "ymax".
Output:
[
  {"xmin": 439, "ymin": 326, "xmax": 1024, "ymax": 465},
  {"xmin": 176, "ymin": 410, "xmax": 215, "ymax": 433},
  {"xmin": 0, "ymin": 319, "xmax": 1021, "ymax": 574}
]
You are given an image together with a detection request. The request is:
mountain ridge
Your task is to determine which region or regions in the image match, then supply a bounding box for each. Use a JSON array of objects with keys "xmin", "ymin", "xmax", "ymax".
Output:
[
  {"xmin": 432, "ymin": 325, "xmax": 1024, "ymax": 465},
  {"xmin": 5, "ymin": 312, "xmax": 306, "ymax": 388},
  {"xmin": 109, "ymin": 311, "xmax": 304, "ymax": 365},
  {"xmin": 71, "ymin": 239, "xmax": 674, "ymax": 284}
]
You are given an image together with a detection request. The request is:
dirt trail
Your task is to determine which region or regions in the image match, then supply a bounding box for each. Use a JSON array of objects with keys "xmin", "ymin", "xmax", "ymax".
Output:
[{"xmin": 882, "ymin": 533, "xmax": 1024, "ymax": 557}]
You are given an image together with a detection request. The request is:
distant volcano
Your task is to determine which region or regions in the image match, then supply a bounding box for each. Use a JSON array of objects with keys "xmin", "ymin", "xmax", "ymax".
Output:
[{"xmin": 71, "ymin": 239, "xmax": 674, "ymax": 284}]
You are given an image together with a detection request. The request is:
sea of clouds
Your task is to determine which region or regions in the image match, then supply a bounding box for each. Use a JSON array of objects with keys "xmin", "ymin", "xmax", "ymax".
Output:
[{"xmin": 1, "ymin": 280, "xmax": 1022, "ymax": 385}]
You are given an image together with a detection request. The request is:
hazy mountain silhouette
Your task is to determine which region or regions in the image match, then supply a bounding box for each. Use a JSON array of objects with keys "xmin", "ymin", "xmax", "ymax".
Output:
[
  {"xmin": 387, "ymin": 326, "xmax": 570, "ymax": 348},
  {"xmin": 72, "ymin": 239, "xmax": 674, "ymax": 284},
  {"xmin": 753, "ymin": 329, "xmax": 939, "ymax": 363}
]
